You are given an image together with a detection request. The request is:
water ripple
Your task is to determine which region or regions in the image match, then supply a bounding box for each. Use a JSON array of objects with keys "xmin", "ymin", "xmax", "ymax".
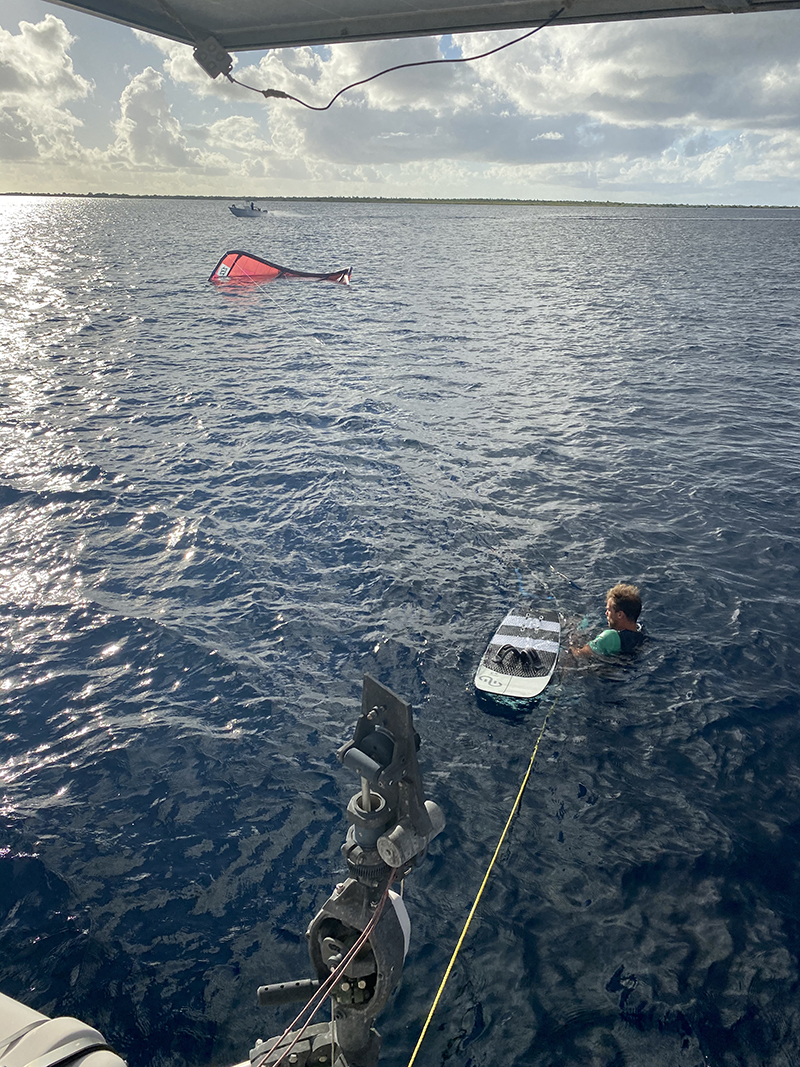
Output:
[{"xmin": 1, "ymin": 197, "xmax": 800, "ymax": 1067}]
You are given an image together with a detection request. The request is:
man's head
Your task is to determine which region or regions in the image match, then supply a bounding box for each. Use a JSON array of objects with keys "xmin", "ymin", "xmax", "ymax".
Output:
[{"xmin": 606, "ymin": 583, "xmax": 642, "ymax": 624}]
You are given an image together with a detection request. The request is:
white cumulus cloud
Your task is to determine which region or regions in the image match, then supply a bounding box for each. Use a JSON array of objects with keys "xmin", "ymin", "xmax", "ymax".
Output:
[
  {"xmin": 0, "ymin": 14, "xmax": 92, "ymax": 164},
  {"xmin": 1, "ymin": 4, "xmax": 800, "ymax": 202},
  {"xmin": 112, "ymin": 66, "xmax": 215, "ymax": 169}
]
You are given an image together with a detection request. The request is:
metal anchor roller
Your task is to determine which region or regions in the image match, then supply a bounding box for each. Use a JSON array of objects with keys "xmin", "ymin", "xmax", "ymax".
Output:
[{"xmin": 253, "ymin": 674, "xmax": 444, "ymax": 1067}]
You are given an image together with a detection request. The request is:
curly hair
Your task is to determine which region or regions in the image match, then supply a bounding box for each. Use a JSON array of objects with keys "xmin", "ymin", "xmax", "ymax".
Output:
[{"xmin": 607, "ymin": 583, "xmax": 641, "ymax": 621}]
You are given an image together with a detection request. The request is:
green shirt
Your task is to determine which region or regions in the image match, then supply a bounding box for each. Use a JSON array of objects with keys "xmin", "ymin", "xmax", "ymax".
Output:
[{"xmin": 589, "ymin": 628, "xmax": 622, "ymax": 655}]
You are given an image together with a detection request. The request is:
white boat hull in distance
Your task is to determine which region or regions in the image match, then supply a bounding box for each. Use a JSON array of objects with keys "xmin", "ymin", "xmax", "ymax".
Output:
[{"xmin": 230, "ymin": 205, "xmax": 265, "ymax": 217}]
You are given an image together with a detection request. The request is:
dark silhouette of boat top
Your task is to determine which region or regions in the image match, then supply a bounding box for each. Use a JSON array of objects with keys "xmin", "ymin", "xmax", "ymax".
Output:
[{"xmin": 209, "ymin": 249, "xmax": 352, "ymax": 284}]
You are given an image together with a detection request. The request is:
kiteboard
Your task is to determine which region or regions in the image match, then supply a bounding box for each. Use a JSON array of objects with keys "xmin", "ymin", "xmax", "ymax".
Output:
[{"xmin": 474, "ymin": 607, "xmax": 561, "ymax": 699}]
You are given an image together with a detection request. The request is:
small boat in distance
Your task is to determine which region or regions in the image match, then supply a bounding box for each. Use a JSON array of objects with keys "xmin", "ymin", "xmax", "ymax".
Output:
[
  {"xmin": 229, "ymin": 202, "xmax": 265, "ymax": 217},
  {"xmin": 209, "ymin": 250, "xmax": 352, "ymax": 285}
]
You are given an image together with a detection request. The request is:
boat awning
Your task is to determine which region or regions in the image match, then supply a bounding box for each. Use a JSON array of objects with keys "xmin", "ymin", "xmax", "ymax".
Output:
[{"xmin": 44, "ymin": 0, "xmax": 800, "ymax": 53}]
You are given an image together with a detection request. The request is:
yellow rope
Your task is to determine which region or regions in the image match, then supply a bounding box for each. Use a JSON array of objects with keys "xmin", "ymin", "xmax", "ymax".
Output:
[{"xmin": 405, "ymin": 702, "xmax": 554, "ymax": 1067}]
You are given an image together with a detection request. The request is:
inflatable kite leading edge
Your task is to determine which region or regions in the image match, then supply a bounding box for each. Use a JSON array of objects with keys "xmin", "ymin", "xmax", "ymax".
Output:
[{"xmin": 209, "ymin": 250, "xmax": 352, "ymax": 284}]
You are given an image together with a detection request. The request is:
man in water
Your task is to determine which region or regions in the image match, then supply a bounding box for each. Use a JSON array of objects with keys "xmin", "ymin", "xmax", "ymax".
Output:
[{"xmin": 571, "ymin": 583, "xmax": 644, "ymax": 658}]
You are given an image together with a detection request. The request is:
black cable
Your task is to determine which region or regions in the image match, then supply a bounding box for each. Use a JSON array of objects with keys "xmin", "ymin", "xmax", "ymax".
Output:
[{"xmin": 227, "ymin": 9, "xmax": 566, "ymax": 110}]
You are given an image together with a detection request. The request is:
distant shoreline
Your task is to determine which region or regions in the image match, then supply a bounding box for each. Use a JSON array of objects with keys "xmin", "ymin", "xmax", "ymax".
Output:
[{"xmin": 1, "ymin": 192, "xmax": 797, "ymax": 209}]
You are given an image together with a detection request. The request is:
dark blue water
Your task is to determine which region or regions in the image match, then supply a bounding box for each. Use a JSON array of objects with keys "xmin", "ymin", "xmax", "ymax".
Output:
[{"xmin": 2, "ymin": 196, "xmax": 800, "ymax": 1067}]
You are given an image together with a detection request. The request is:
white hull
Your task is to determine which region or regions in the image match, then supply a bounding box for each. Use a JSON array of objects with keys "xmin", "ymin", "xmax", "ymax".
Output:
[
  {"xmin": 229, "ymin": 205, "xmax": 265, "ymax": 217},
  {"xmin": 0, "ymin": 991, "xmax": 126, "ymax": 1067}
]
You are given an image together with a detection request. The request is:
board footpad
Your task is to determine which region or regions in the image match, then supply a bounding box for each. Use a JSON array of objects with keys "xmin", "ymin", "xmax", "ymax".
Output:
[
  {"xmin": 492, "ymin": 643, "xmax": 549, "ymax": 677},
  {"xmin": 475, "ymin": 607, "xmax": 561, "ymax": 699}
]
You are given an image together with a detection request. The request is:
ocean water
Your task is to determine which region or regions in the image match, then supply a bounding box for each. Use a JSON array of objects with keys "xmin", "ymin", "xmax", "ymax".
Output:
[{"xmin": 1, "ymin": 195, "xmax": 799, "ymax": 1067}]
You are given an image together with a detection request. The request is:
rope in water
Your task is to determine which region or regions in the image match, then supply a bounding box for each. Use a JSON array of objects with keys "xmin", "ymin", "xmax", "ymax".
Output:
[
  {"xmin": 225, "ymin": 265, "xmax": 329, "ymax": 348},
  {"xmin": 405, "ymin": 701, "xmax": 555, "ymax": 1067}
]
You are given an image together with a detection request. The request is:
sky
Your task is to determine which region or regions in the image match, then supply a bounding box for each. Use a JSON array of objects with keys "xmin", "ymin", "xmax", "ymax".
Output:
[{"xmin": 1, "ymin": 0, "xmax": 799, "ymax": 204}]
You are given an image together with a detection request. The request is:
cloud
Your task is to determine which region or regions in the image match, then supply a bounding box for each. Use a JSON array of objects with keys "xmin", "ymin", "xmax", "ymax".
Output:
[
  {"xmin": 463, "ymin": 16, "xmax": 800, "ymax": 131},
  {"xmin": 1, "ymin": 6, "xmax": 800, "ymax": 201},
  {"xmin": 0, "ymin": 13, "xmax": 92, "ymax": 103},
  {"xmin": 202, "ymin": 14, "xmax": 800, "ymax": 200},
  {"xmin": 0, "ymin": 13, "xmax": 92, "ymax": 163},
  {"xmin": 134, "ymin": 13, "xmax": 800, "ymax": 179},
  {"xmin": 0, "ymin": 108, "xmax": 35, "ymax": 159},
  {"xmin": 141, "ymin": 30, "xmax": 478, "ymax": 113},
  {"xmin": 196, "ymin": 114, "xmax": 269, "ymax": 153},
  {"xmin": 142, "ymin": 13, "xmax": 800, "ymax": 136},
  {"xmin": 111, "ymin": 66, "xmax": 222, "ymax": 169},
  {"xmin": 187, "ymin": 114, "xmax": 278, "ymax": 178},
  {"xmin": 133, "ymin": 30, "xmax": 224, "ymax": 98},
  {"xmin": 0, "ymin": 15, "xmax": 232, "ymax": 187}
]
